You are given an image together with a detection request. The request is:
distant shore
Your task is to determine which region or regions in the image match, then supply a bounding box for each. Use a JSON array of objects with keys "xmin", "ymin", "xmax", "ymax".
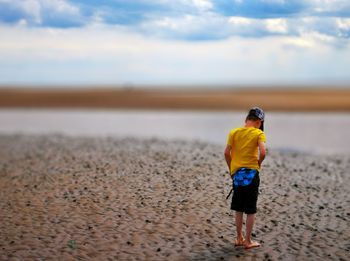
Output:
[
  {"xmin": 0, "ymin": 134, "xmax": 349, "ymax": 260},
  {"xmin": 1, "ymin": 86, "xmax": 350, "ymax": 111}
]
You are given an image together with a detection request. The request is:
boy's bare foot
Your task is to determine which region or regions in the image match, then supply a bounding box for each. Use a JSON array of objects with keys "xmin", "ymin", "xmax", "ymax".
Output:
[
  {"xmin": 244, "ymin": 241, "xmax": 261, "ymax": 249},
  {"xmin": 234, "ymin": 237, "xmax": 245, "ymax": 247}
]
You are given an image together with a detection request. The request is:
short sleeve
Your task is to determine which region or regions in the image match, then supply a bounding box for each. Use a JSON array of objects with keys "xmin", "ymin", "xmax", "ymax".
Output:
[
  {"xmin": 258, "ymin": 131, "xmax": 266, "ymax": 143},
  {"xmin": 227, "ymin": 129, "xmax": 235, "ymax": 146}
]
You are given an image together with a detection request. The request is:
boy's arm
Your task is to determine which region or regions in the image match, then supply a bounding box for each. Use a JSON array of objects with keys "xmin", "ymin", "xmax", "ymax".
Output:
[
  {"xmin": 258, "ymin": 141, "xmax": 266, "ymax": 167},
  {"xmin": 224, "ymin": 145, "xmax": 232, "ymax": 173}
]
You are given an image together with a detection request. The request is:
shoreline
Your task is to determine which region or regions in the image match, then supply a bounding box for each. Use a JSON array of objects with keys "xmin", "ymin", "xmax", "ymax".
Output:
[
  {"xmin": 1, "ymin": 110, "xmax": 350, "ymax": 155},
  {"xmin": 0, "ymin": 134, "xmax": 349, "ymax": 260}
]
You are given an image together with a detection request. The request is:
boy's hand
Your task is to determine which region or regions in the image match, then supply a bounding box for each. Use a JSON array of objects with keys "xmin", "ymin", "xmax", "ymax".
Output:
[
  {"xmin": 224, "ymin": 144, "xmax": 232, "ymax": 172},
  {"xmin": 258, "ymin": 141, "xmax": 266, "ymax": 167}
]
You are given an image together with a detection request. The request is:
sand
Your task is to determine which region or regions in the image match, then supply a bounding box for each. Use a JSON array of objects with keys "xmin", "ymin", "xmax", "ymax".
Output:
[
  {"xmin": 1, "ymin": 87, "xmax": 350, "ymax": 111},
  {"xmin": 0, "ymin": 134, "xmax": 349, "ymax": 260}
]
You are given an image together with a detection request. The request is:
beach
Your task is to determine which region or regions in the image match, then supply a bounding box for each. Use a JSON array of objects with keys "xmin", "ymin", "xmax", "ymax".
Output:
[{"xmin": 0, "ymin": 134, "xmax": 349, "ymax": 260}]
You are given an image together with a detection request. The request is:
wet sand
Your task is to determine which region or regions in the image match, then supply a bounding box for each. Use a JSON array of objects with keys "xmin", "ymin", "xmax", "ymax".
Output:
[{"xmin": 0, "ymin": 134, "xmax": 349, "ymax": 260}]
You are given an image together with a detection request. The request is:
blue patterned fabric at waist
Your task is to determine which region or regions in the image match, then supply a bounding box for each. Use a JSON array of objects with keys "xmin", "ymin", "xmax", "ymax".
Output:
[{"xmin": 233, "ymin": 168, "xmax": 258, "ymax": 187}]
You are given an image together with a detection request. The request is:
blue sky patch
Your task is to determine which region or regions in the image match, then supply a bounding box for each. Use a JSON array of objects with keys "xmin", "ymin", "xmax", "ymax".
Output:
[{"xmin": 213, "ymin": 0, "xmax": 306, "ymax": 19}]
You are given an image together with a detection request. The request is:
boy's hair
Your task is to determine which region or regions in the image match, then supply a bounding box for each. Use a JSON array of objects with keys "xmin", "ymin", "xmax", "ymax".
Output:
[
  {"xmin": 246, "ymin": 107, "xmax": 265, "ymax": 131},
  {"xmin": 246, "ymin": 115, "xmax": 260, "ymax": 121}
]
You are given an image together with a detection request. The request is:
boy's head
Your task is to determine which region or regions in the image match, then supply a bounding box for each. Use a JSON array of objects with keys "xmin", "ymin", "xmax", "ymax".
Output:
[{"xmin": 246, "ymin": 107, "xmax": 265, "ymax": 131}]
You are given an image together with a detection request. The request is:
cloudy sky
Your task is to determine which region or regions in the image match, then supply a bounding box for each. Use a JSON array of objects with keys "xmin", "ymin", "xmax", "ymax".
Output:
[{"xmin": 0, "ymin": 0, "xmax": 350, "ymax": 86}]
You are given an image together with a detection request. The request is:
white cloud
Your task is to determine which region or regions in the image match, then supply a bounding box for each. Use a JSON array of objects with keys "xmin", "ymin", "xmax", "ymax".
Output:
[
  {"xmin": 142, "ymin": 0, "xmax": 213, "ymax": 12},
  {"xmin": 17, "ymin": 0, "xmax": 42, "ymax": 24},
  {"xmin": 0, "ymin": 23, "xmax": 349, "ymax": 85},
  {"xmin": 228, "ymin": 16, "xmax": 251, "ymax": 26},
  {"xmin": 17, "ymin": 19, "xmax": 28, "ymax": 27},
  {"xmin": 337, "ymin": 18, "xmax": 350, "ymax": 30},
  {"xmin": 141, "ymin": 13, "xmax": 350, "ymax": 42},
  {"xmin": 309, "ymin": 0, "xmax": 350, "ymax": 14},
  {"xmin": 151, "ymin": 16, "xmax": 183, "ymax": 30},
  {"xmin": 42, "ymin": 0, "xmax": 80, "ymax": 15},
  {"xmin": 191, "ymin": 0, "xmax": 213, "ymax": 11},
  {"xmin": 265, "ymin": 18, "xmax": 288, "ymax": 34},
  {"xmin": 283, "ymin": 37, "xmax": 314, "ymax": 48},
  {"xmin": 261, "ymin": 0, "xmax": 286, "ymax": 3},
  {"xmin": 227, "ymin": 17, "xmax": 291, "ymax": 36},
  {"xmin": 283, "ymin": 31, "xmax": 339, "ymax": 49},
  {"xmin": 139, "ymin": 13, "xmax": 229, "ymax": 39}
]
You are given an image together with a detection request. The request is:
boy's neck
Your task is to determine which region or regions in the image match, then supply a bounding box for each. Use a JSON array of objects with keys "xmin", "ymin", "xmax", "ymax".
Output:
[{"xmin": 245, "ymin": 120, "xmax": 257, "ymax": 128}]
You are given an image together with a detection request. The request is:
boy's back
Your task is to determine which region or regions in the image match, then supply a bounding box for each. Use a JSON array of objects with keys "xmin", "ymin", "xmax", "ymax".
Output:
[{"xmin": 227, "ymin": 127, "xmax": 266, "ymax": 175}]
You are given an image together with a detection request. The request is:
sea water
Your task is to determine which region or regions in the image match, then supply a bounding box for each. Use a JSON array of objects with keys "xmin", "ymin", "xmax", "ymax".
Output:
[{"xmin": 0, "ymin": 109, "xmax": 349, "ymax": 155}]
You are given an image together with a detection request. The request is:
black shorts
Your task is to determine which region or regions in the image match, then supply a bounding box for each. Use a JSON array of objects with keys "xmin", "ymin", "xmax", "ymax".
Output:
[{"xmin": 231, "ymin": 172, "xmax": 260, "ymax": 214}]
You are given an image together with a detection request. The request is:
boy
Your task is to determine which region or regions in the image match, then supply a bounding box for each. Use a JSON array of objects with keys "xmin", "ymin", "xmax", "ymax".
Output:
[{"xmin": 224, "ymin": 107, "xmax": 266, "ymax": 249}]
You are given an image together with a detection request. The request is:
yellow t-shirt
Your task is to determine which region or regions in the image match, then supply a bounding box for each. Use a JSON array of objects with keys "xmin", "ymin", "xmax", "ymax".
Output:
[{"xmin": 227, "ymin": 127, "xmax": 266, "ymax": 175}]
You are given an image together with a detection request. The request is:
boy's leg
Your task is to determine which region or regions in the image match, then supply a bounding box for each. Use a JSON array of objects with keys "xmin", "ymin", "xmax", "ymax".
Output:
[
  {"xmin": 244, "ymin": 173, "xmax": 260, "ymax": 249},
  {"xmin": 245, "ymin": 214, "xmax": 260, "ymax": 249},
  {"xmin": 234, "ymin": 211, "xmax": 244, "ymax": 246}
]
